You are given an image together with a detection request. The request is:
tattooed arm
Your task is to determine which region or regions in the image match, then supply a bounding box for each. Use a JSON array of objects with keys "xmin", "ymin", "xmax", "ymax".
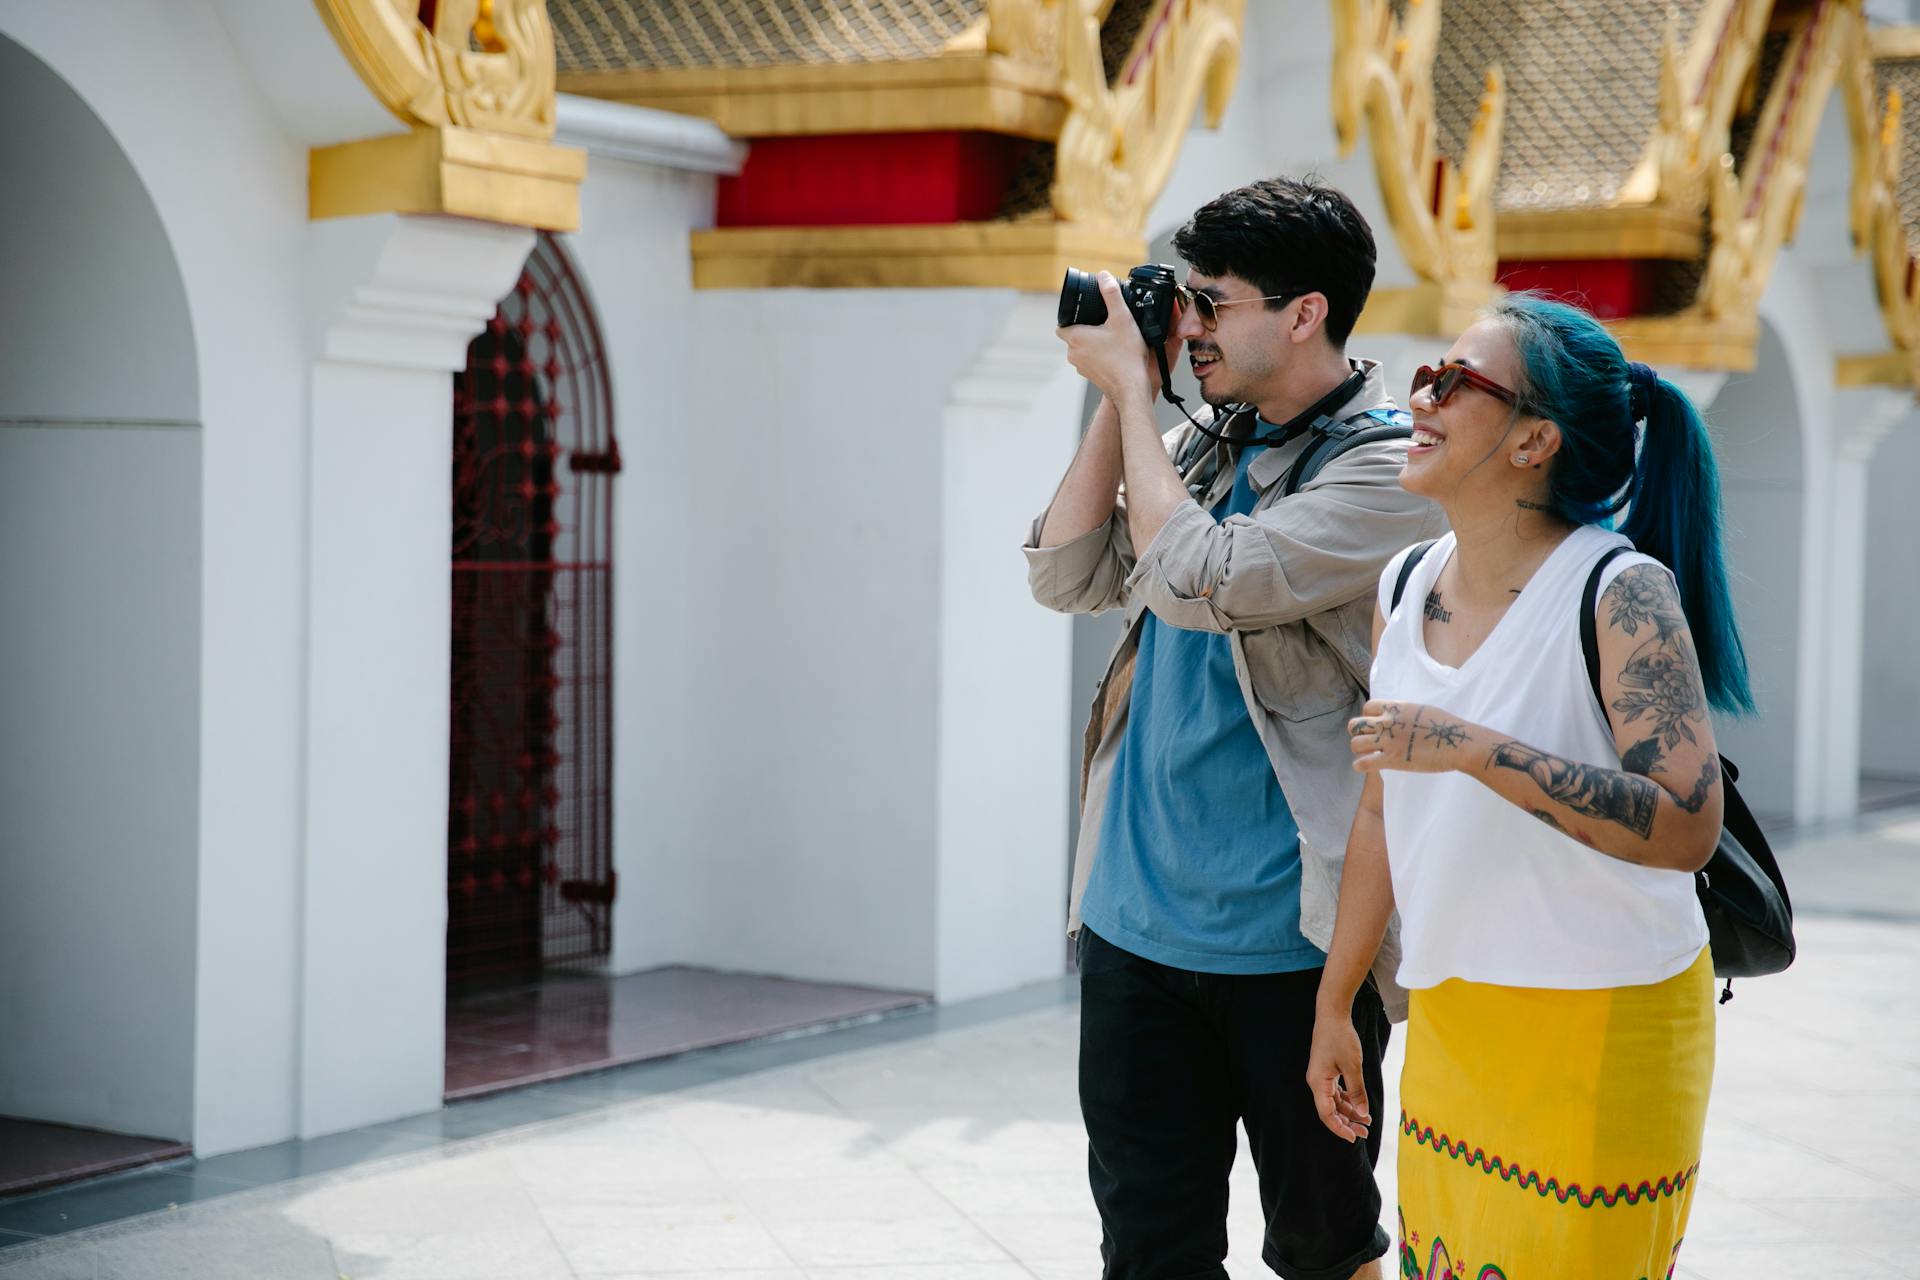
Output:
[{"xmin": 1344, "ymin": 565, "xmax": 1722, "ymax": 872}]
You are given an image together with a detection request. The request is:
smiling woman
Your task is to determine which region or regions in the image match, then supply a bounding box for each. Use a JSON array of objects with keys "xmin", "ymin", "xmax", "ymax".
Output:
[{"xmin": 1308, "ymin": 292, "xmax": 1754, "ymax": 1280}]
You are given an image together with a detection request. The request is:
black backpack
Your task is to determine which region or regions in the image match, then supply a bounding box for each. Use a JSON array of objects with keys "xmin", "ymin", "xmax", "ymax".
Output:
[{"xmin": 1389, "ymin": 541, "xmax": 1796, "ymax": 997}]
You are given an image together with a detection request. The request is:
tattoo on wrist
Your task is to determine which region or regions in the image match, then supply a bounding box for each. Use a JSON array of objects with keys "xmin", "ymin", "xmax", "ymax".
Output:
[{"xmin": 1489, "ymin": 741, "xmax": 1658, "ymax": 838}]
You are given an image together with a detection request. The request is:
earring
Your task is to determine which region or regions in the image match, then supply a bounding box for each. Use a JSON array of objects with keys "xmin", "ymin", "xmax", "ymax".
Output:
[{"xmin": 1514, "ymin": 453, "xmax": 1529, "ymax": 465}]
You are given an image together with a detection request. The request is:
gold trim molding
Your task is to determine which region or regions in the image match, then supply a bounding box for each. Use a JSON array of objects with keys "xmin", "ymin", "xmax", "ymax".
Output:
[
  {"xmin": 1352, "ymin": 281, "xmax": 1501, "ymax": 340},
  {"xmin": 1331, "ymin": 0, "xmax": 1504, "ymax": 328},
  {"xmin": 690, "ymin": 222, "xmax": 1145, "ymax": 290},
  {"xmin": 311, "ymin": 125, "xmax": 585, "ymax": 231},
  {"xmin": 559, "ymin": 56, "xmax": 1066, "ymax": 141},
  {"xmin": 1834, "ymin": 351, "xmax": 1913, "ymax": 386},
  {"xmin": 1495, "ymin": 205, "xmax": 1706, "ymax": 261}
]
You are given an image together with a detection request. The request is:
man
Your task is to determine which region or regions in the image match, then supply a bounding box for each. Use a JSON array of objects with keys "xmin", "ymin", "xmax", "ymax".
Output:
[{"xmin": 1024, "ymin": 176, "xmax": 1445, "ymax": 1280}]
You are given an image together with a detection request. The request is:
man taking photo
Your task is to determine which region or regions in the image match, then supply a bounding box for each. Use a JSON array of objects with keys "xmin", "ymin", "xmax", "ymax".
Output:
[{"xmin": 1024, "ymin": 176, "xmax": 1445, "ymax": 1280}]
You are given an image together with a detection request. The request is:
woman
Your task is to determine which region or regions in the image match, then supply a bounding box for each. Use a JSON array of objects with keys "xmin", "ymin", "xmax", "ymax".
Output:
[{"xmin": 1305, "ymin": 293, "xmax": 1753, "ymax": 1280}]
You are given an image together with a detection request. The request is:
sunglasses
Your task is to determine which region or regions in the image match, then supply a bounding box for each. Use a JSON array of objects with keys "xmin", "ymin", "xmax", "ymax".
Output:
[
  {"xmin": 1174, "ymin": 284, "xmax": 1301, "ymax": 332},
  {"xmin": 1411, "ymin": 362, "xmax": 1521, "ymax": 408}
]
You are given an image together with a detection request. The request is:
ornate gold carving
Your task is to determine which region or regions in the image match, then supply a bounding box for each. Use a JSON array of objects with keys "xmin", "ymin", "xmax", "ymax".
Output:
[
  {"xmin": 1050, "ymin": 0, "xmax": 1248, "ymax": 232},
  {"xmin": 1330, "ymin": 0, "xmax": 1504, "ymax": 328},
  {"xmin": 1689, "ymin": 0, "xmax": 1854, "ymax": 327},
  {"xmin": 313, "ymin": 0, "xmax": 558, "ymax": 140},
  {"xmin": 1619, "ymin": 0, "xmax": 1771, "ymax": 211}
]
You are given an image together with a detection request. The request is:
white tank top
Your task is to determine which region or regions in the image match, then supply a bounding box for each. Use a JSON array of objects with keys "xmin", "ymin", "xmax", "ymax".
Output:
[{"xmin": 1370, "ymin": 525, "xmax": 1709, "ymax": 990}]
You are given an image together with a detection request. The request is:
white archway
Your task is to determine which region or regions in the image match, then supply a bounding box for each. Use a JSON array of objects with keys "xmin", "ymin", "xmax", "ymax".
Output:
[{"xmin": 0, "ymin": 33, "xmax": 202, "ymax": 1143}]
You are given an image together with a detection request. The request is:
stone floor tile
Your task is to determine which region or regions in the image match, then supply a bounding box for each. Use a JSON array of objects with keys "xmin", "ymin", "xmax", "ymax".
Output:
[
  {"xmin": 541, "ymin": 1206, "xmax": 794, "ymax": 1274},
  {"xmin": 728, "ymin": 1172, "xmax": 956, "ymax": 1223},
  {"xmin": 803, "ymin": 1266, "xmax": 1033, "ymax": 1280},
  {"xmin": 764, "ymin": 1216, "xmax": 1011, "ymax": 1268},
  {"xmin": 1675, "ymin": 1240, "xmax": 1891, "ymax": 1280}
]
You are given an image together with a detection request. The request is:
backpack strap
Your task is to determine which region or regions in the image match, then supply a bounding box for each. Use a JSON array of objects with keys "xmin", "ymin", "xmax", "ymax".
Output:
[
  {"xmin": 1580, "ymin": 546, "xmax": 1636, "ymax": 726},
  {"xmin": 1389, "ymin": 540, "xmax": 1438, "ymax": 614},
  {"xmin": 1282, "ymin": 407, "xmax": 1414, "ymax": 496}
]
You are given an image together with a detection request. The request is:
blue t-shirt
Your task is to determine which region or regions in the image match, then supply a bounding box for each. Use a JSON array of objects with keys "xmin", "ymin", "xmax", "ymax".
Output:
[{"xmin": 1079, "ymin": 441, "xmax": 1326, "ymax": 975}]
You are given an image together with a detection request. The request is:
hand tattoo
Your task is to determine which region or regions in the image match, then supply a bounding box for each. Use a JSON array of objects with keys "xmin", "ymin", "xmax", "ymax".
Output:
[
  {"xmin": 1489, "ymin": 742, "xmax": 1659, "ymax": 838},
  {"xmin": 1423, "ymin": 591, "xmax": 1451, "ymax": 623},
  {"xmin": 1423, "ymin": 720, "xmax": 1471, "ymax": 749}
]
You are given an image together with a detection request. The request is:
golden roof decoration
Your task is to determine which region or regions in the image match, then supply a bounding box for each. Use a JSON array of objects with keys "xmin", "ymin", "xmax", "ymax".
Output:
[
  {"xmin": 1425, "ymin": 0, "xmax": 1769, "ymax": 261},
  {"xmin": 1841, "ymin": 25, "xmax": 1920, "ymax": 384},
  {"xmin": 1333, "ymin": 0, "xmax": 1507, "ymax": 337},
  {"xmin": 551, "ymin": 0, "xmax": 985, "ymax": 73}
]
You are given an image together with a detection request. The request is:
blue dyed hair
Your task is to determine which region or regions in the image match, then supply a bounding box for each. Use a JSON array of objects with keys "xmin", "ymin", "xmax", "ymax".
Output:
[{"xmin": 1489, "ymin": 292, "xmax": 1755, "ymax": 714}]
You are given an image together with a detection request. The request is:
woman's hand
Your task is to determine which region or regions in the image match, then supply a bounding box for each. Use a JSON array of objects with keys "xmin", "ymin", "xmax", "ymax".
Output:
[
  {"xmin": 1347, "ymin": 699, "xmax": 1478, "ymax": 774},
  {"xmin": 1306, "ymin": 1009, "xmax": 1372, "ymax": 1142}
]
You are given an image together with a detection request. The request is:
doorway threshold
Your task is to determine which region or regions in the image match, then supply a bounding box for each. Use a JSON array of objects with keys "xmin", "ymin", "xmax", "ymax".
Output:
[
  {"xmin": 0, "ymin": 1118, "xmax": 190, "ymax": 1199},
  {"xmin": 445, "ymin": 965, "xmax": 928, "ymax": 1099}
]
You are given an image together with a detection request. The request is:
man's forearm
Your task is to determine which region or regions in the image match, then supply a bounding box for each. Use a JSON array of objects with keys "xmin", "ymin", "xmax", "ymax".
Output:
[
  {"xmin": 1037, "ymin": 396, "xmax": 1125, "ymax": 548},
  {"xmin": 1115, "ymin": 391, "xmax": 1191, "ymax": 553}
]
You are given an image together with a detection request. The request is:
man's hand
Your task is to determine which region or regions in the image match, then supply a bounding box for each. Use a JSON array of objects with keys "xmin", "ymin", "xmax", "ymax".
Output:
[
  {"xmin": 1347, "ymin": 700, "xmax": 1478, "ymax": 774},
  {"xmin": 1056, "ymin": 272, "xmax": 1171, "ymax": 410}
]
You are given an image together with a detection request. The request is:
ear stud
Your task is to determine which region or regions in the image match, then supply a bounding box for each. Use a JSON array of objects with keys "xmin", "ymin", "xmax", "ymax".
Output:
[{"xmin": 1514, "ymin": 453, "xmax": 1529, "ymax": 465}]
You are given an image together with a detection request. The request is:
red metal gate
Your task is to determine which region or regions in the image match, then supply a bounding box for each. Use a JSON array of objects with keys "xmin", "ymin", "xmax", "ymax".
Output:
[{"xmin": 448, "ymin": 231, "xmax": 619, "ymax": 993}]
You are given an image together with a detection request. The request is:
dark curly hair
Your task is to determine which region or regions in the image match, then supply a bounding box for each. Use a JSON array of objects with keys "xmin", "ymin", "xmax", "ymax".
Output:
[{"xmin": 1171, "ymin": 176, "xmax": 1377, "ymax": 348}]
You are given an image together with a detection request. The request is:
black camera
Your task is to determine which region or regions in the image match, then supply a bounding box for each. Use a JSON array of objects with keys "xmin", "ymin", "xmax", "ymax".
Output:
[{"xmin": 1057, "ymin": 263, "xmax": 1180, "ymax": 344}]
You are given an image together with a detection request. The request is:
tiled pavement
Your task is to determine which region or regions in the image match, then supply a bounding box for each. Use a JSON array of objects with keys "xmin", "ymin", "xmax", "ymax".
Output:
[{"xmin": 2, "ymin": 811, "xmax": 1915, "ymax": 1279}]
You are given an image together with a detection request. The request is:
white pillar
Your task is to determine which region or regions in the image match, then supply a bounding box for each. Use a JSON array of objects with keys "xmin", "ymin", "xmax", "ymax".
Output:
[
  {"xmin": 934, "ymin": 296, "xmax": 1084, "ymax": 1002},
  {"xmin": 1810, "ymin": 388, "xmax": 1913, "ymax": 822},
  {"xmin": 299, "ymin": 214, "xmax": 534, "ymax": 1138}
]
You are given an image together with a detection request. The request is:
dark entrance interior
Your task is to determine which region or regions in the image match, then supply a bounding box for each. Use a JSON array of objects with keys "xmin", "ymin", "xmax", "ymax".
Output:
[{"xmin": 441, "ymin": 235, "xmax": 924, "ymax": 1099}]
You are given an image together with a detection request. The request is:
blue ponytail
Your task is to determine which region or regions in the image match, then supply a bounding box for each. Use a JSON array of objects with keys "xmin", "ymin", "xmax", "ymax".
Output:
[{"xmin": 1490, "ymin": 292, "xmax": 1756, "ymax": 714}]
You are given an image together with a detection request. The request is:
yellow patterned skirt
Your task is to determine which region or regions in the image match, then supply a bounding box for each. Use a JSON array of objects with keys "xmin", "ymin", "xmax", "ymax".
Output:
[{"xmin": 1396, "ymin": 947, "xmax": 1715, "ymax": 1280}]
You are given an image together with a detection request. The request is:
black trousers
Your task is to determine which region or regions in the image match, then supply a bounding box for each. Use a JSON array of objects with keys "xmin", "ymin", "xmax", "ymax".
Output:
[{"xmin": 1077, "ymin": 928, "xmax": 1392, "ymax": 1280}]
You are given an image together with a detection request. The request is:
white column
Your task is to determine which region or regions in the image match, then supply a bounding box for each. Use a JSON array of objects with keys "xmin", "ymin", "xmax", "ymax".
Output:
[
  {"xmin": 299, "ymin": 214, "xmax": 533, "ymax": 1138},
  {"xmin": 1810, "ymin": 388, "xmax": 1913, "ymax": 822},
  {"xmin": 934, "ymin": 296, "xmax": 1085, "ymax": 1002}
]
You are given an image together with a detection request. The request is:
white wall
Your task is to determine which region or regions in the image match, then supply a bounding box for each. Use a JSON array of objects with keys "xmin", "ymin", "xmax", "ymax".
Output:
[
  {"xmin": 563, "ymin": 155, "xmax": 719, "ymax": 979},
  {"xmin": 1709, "ymin": 323, "xmax": 1808, "ymax": 819},
  {"xmin": 2, "ymin": 0, "xmax": 329, "ymax": 1156},
  {"xmin": 0, "ymin": 33, "xmax": 202, "ymax": 1142},
  {"xmin": 651, "ymin": 288, "xmax": 1015, "ymax": 994},
  {"xmin": 1863, "ymin": 420, "xmax": 1920, "ymax": 778}
]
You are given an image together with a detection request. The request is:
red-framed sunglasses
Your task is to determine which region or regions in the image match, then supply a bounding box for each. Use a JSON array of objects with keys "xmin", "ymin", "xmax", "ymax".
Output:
[{"xmin": 1411, "ymin": 362, "xmax": 1520, "ymax": 407}]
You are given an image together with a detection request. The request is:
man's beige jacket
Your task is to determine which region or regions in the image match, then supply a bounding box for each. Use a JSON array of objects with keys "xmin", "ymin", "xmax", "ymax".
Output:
[{"xmin": 1024, "ymin": 360, "xmax": 1445, "ymax": 1020}]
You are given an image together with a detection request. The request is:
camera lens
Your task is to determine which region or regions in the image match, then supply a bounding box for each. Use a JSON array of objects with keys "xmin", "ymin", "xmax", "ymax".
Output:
[{"xmin": 1057, "ymin": 268, "xmax": 1108, "ymax": 327}]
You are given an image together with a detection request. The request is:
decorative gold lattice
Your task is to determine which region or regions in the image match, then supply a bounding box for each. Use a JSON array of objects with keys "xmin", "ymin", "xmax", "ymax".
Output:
[{"xmin": 548, "ymin": 0, "xmax": 988, "ymax": 72}]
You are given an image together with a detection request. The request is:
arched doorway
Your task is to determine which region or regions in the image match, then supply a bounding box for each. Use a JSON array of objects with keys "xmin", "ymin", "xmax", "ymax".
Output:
[
  {"xmin": 447, "ymin": 231, "xmax": 619, "ymax": 998},
  {"xmin": 0, "ymin": 32, "xmax": 202, "ymax": 1190}
]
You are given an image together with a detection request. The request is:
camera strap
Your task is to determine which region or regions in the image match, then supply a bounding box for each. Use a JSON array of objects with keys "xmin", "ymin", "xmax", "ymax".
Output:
[{"xmin": 1164, "ymin": 365, "xmax": 1369, "ymax": 499}]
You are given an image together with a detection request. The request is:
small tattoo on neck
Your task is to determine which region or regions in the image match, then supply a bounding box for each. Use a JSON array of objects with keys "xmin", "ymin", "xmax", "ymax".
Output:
[
  {"xmin": 1516, "ymin": 498, "xmax": 1553, "ymax": 512},
  {"xmin": 1423, "ymin": 591, "xmax": 1452, "ymax": 623}
]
